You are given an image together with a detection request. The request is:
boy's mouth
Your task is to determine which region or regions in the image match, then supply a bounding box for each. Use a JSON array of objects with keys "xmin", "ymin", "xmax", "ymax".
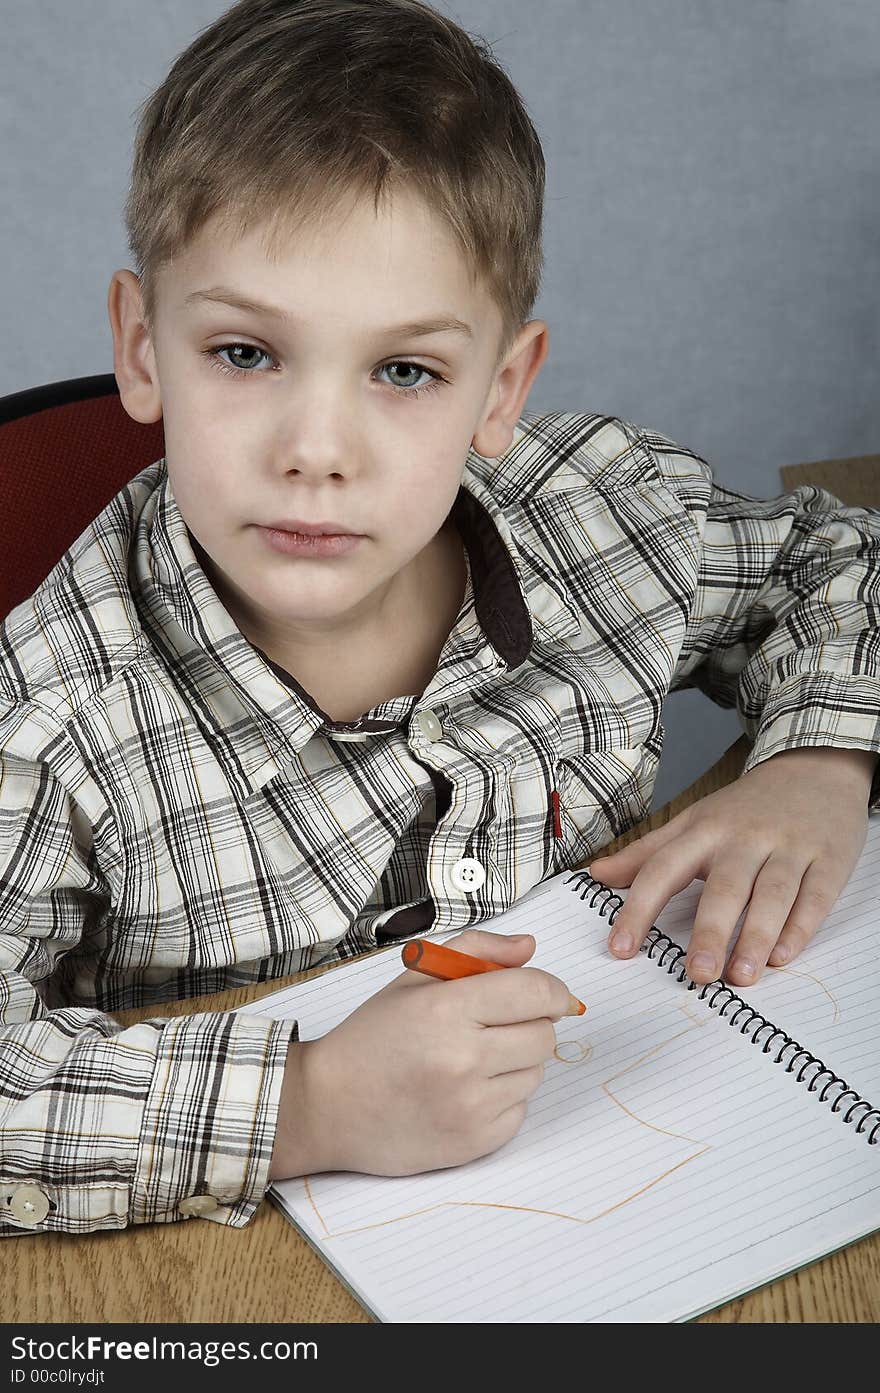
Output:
[{"xmin": 255, "ymin": 523, "xmax": 365, "ymax": 558}]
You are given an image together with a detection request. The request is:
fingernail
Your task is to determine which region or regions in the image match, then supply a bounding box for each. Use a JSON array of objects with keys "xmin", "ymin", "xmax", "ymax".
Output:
[
  {"xmin": 565, "ymin": 993, "xmax": 587, "ymax": 1017},
  {"xmin": 611, "ymin": 932, "xmax": 633, "ymax": 953},
  {"xmin": 769, "ymin": 944, "xmax": 789, "ymax": 965},
  {"xmin": 689, "ymin": 951, "xmax": 716, "ymax": 978},
  {"xmin": 732, "ymin": 957, "xmax": 756, "ymax": 981}
]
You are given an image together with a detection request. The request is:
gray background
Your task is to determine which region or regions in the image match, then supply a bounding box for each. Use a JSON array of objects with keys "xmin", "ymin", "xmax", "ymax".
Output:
[{"xmin": 2, "ymin": 1, "xmax": 878, "ymax": 810}]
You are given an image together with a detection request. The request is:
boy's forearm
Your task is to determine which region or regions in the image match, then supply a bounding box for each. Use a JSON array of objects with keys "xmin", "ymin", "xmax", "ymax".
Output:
[{"xmin": 268, "ymin": 1041, "xmax": 329, "ymax": 1181}]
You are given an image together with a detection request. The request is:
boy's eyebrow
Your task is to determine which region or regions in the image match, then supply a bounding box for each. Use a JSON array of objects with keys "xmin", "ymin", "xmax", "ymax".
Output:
[{"xmin": 184, "ymin": 285, "xmax": 474, "ymax": 339}]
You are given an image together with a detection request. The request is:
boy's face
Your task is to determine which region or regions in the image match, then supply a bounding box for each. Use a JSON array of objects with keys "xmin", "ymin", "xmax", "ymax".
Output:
[{"xmin": 109, "ymin": 185, "xmax": 547, "ymax": 656}]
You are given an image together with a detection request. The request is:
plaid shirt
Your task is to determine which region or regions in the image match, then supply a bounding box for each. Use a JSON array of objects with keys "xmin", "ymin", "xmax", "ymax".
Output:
[{"xmin": 2, "ymin": 410, "xmax": 880, "ymax": 1235}]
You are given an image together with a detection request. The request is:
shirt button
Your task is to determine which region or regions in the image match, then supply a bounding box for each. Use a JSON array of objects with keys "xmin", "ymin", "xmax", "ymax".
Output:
[
  {"xmin": 8, "ymin": 1184, "xmax": 51, "ymax": 1227},
  {"xmin": 416, "ymin": 709, "xmax": 443, "ymax": 742},
  {"xmin": 449, "ymin": 857, "xmax": 487, "ymax": 893},
  {"xmin": 178, "ymin": 1194, "xmax": 222, "ymax": 1218}
]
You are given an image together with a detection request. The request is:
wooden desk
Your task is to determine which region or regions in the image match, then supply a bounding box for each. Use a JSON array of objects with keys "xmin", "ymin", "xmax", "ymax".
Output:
[{"xmin": 4, "ymin": 452, "xmax": 879, "ymax": 1323}]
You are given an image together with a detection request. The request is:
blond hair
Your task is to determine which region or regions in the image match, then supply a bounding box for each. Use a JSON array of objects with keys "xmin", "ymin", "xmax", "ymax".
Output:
[{"xmin": 123, "ymin": 0, "xmax": 545, "ymax": 365}]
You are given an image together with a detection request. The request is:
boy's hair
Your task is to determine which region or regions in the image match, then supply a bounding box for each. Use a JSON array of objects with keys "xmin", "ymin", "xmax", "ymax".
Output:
[{"xmin": 123, "ymin": 0, "xmax": 546, "ymax": 367}]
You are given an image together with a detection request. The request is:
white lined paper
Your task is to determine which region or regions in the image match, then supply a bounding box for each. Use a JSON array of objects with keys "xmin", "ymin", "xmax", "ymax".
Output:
[{"xmin": 239, "ymin": 814, "xmax": 880, "ymax": 1322}]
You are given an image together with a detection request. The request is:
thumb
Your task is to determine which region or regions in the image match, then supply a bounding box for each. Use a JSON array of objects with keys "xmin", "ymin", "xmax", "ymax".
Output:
[{"xmin": 442, "ymin": 929, "xmax": 536, "ymax": 967}]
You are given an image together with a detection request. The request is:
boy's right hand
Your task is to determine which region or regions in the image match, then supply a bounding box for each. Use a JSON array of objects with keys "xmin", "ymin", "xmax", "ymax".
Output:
[{"xmin": 269, "ymin": 930, "xmax": 572, "ymax": 1180}]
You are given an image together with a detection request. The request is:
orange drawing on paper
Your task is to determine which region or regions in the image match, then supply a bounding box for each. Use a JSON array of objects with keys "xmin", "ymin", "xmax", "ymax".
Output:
[
  {"xmin": 554, "ymin": 1038, "xmax": 593, "ymax": 1064},
  {"xmin": 679, "ymin": 1000, "xmax": 713, "ymax": 1027},
  {"xmin": 773, "ymin": 964, "xmax": 840, "ymax": 1024},
  {"xmin": 298, "ymin": 1021, "xmax": 711, "ymax": 1242},
  {"xmin": 287, "ymin": 954, "xmax": 848, "ymax": 1245}
]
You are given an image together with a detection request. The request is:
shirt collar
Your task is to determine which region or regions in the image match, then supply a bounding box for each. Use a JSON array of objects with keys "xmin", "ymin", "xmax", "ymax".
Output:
[
  {"xmin": 134, "ymin": 427, "xmax": 582, "ymax": 785},
  {"xmin": 454, "ymin": 428, "xmax": 583, "ymax": 656}
]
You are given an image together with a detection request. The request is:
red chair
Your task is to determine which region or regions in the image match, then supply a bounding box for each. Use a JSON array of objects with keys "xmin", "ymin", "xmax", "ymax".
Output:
[{"xmin": 0, "ymin": 373, "xmax": 165, "ymax": 622}]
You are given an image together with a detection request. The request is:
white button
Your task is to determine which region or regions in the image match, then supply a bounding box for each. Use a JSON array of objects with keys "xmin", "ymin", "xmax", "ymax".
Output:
[
  {"xmin": 8, "ymin": 1184, "xmax": 51, "ymax": 1227},
  {"xmin": 178, "ymin": 1194, "xmax": 222, "ymax": 1218},
  {"xmin": 416, "ymin": 709, "xmax": 443, "ymax": 741},
  {"xmin": 449, "ymin": 857, "xmax": 486, "ymax": 893}
]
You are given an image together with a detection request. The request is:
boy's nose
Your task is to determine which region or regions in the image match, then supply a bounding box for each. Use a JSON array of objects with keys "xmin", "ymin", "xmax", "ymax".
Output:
[
  {"xmin": 278, "ymin": 403, "xmax": 357, "ymax": 480},
  {"xmin": 281, "ymin": 431, "xmax": 352, "ymax": 480}
]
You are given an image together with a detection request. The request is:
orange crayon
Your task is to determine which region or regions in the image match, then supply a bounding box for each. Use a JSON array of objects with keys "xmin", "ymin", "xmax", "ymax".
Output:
[{"xmin": 401, "ymin": 938, "xmax": 586, "ymax": 1016}]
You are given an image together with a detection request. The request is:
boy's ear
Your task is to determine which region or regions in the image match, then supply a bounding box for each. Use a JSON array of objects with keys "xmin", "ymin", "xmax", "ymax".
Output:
[
  {"xmin": 107, "ymin": 270, "xmax": 163, "ymax": 424},
  {"xmin": 471, "ymin": 319, "xmax": 549, "ymax": 459}
]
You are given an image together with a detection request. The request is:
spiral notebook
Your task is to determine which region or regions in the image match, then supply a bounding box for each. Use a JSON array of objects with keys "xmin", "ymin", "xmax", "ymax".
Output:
[{"xmin": 239, "ymin": 814, "xmax": 880, "ymax": 1323}]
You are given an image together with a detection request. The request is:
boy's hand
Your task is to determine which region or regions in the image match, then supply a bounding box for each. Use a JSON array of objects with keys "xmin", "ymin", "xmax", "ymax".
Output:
[
  {"xmin": 588, "ymin": 746, "xmax": 877, "ymax": 988},
  {"xmin": 270, "ymin": 929, "xmax": 571, "ymax": 1180}
]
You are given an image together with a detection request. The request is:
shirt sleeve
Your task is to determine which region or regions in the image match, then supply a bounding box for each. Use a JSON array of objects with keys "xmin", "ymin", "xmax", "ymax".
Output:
[
  {"xmin": 0, "ymin": 726, "xmax": 295, "ymax": 1235},
  {"xmin": 647, "ymin": 433, "xmax": 880, "ymax": 810}
]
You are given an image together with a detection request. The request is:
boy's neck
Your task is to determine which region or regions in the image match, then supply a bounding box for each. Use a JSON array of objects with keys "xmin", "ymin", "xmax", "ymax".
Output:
[{"xmin": 247, "ymin": 520, "xmax": 468, "ymax": 721}]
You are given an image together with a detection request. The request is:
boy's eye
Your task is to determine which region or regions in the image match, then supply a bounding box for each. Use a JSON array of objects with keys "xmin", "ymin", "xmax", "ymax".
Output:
[
  {"xmin": 203, "ymin": 344, "xmax": 445, "ymax": 400},
  {"xmin": 214, "ymin": 343, "xmax": 269, "ymax": 373},
  {"xmin": 383, "ymin": 361, "xmax": 428, "ymax": 390}
]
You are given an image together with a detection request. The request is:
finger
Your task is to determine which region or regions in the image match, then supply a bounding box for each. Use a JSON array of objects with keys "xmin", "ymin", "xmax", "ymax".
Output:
[
  {"xmin": 482, "ymin": 1018, "xmax": 558, "ymax": 1077},
  {"xmin": 472, "ymin": 1100, "xmax": 530, "ymax": 1158},
  {"xmin": 590, "ymin": 819, "xmax": 684, "ymax": 886},
  {"xmin": 391, "ymin": 930, "xmax": 535, "ymax": 993},
  {"xmin": 462, "ymin": 966, "xmax": 576, "ymax": 1027},
  {"xmin": 445, "ymin": 929, "xmax": 536, "ymax": 965},
  {"xmin": 486, "ymin": 1063, "xmax": 546, "ymax": 1115},
  {"xmin": 725, "ymin": 852, "xmax": 805, "ymax": 985},
  {"xmin": 606, "ymin": 840, "xmax": 706, "ymax": 957},
  {"xmin": 767, "ymin": 860, "xmax": 842, "ymax": 967},
  {"xmin": 686, "ymin": 847, "xmax": 769, "ymax": 983}
]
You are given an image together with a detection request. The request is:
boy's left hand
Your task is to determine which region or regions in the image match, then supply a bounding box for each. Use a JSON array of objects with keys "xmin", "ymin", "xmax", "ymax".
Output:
[{"xmin": 588, "ymin": 746, "xmax": 877, "ymax": 987}]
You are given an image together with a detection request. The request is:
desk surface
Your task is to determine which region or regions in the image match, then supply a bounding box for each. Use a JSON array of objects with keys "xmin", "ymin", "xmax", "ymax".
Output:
[{"xmin": 4, "ymin": 454, "xmax": 879, "ymax": 1323}]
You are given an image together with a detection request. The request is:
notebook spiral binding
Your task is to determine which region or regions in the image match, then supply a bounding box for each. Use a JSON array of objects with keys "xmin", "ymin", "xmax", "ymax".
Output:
[{"xmin": 565, "ymin": 869, "xmax": 880, "ymax": 1146}]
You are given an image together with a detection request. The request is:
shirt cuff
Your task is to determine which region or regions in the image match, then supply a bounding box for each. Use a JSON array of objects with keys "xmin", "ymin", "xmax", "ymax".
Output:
[
  {"xmin": 131, "ymin": 1009, "xmax": 297, "ymax": 1228},
  {"xmin": 741, "ymin": 673, "xmax": 880, "ymax": 810}
]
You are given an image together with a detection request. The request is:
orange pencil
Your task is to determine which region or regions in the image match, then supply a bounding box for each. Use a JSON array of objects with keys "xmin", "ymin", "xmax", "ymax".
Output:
[{"xmin": 401, "ymin": 938, "xmax": 586, "ymax": 1016}]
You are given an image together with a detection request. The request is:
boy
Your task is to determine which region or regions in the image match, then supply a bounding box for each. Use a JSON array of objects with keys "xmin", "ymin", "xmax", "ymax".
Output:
[{"xmin": 1, "ymin": 0, "xmax": 879, "ymax": 1236}]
